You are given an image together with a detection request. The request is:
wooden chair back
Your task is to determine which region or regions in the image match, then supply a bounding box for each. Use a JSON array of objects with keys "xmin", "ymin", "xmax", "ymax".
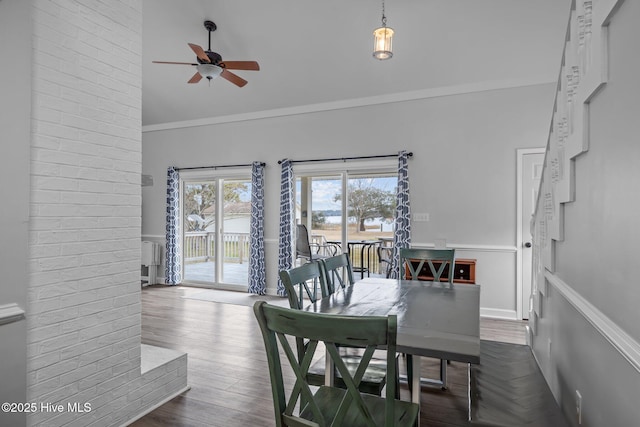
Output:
[
  {"xmin": 254, "ymin": 301, "xmax": 417, "ymax": 427},
  {"xmin": 400, "ymin": 248, "xmax": 456, "ymax": 285},
  {"xmin": 279, "ymin": 262, "xmax": 328, "ymax": 310},
  {"xmin": 321, "ymin": 253, "xmax": 355, "ymax": 294}
]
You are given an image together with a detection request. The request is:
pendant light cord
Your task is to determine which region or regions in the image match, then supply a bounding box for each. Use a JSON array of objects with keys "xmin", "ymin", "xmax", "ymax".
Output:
[{"xmin": 381, "ymin": 0, "xmax": 387, "ymax": 27}]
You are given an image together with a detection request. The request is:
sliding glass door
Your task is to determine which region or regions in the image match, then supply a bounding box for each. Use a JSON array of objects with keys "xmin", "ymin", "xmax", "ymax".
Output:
[
  {"xmin": 295, "ymin": 166, "xmax": 395, "ymax": 276},
  {"xmin": 182, "ymin": 175, "xmax": 252, "ymax": 287}
]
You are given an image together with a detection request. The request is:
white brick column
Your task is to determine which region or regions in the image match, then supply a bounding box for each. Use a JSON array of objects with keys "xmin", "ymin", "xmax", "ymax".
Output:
[{"xmin": 27, "ymin": 1, "xmax": 186, "ymax": 426}]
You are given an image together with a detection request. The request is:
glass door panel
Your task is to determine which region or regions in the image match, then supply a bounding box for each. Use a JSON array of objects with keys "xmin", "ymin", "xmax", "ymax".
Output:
[
  {"xmin": 183, "ymin": 181, "xmax": 216, "ymax": 283},
  {"xmin": 296, "ymin": 175, "xmax": 344, "ymax": 259},
  {"xmin": 346, "ymin": 175, "xmax": 395, "ymax": 240},
  {"xmin": 346, "ymin": 174, "xmax": 396, "ymax": 277},
  {"xmin": 221, "ymin": 179, "xmax": 252, "ymax": 285}
]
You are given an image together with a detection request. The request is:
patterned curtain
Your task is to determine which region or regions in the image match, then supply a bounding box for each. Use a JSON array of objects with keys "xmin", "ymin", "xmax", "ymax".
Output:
[
  {"xmin": 248, "ymin": 162, "xmax": 266, "ymax": 295},
  {"xmin": 277, "ymin": 159, "xmax": 294, "ymax": 296},
  {"xmin": 165, "ymin": 167, "xmax": 182, "ymax": 285},
  {"xmin": 391, "ymin": 151, "xmax": 411, "ymax": 279}
]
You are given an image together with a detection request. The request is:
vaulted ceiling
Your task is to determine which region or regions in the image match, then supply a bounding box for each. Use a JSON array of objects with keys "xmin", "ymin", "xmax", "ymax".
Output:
[{"xmin": 142, "ymin": 0, "xmax": 570, "ymax": 127}]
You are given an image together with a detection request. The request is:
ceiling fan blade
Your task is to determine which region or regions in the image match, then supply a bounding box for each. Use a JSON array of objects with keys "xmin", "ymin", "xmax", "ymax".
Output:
[
  {"xmin": 220, "ymin": 61, "xmax": 260, "ymax": 71},
  {"xmin": 153, "ymin": 61, "xmax": 198, "ymax": 65},
  {"xmin": 188, "ymin": 43, "xmax": 210, "ymax": 63},
  {"xmin": 220, "ymin": 69, "xmax": 248, "ymax": 87},
  {"xmin": 188, "ymin": 72, "xmax": 203, "ymax": 84}
]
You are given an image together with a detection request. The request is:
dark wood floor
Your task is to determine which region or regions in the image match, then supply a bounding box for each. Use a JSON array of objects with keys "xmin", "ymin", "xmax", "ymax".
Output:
[{"xmin": 131, "ymin": 286, "xmax": 526, "ymax": 427}]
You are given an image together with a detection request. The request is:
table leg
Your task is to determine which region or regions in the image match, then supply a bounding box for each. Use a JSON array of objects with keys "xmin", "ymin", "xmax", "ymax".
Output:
[
  {"xmin": 467, "ymin": 363, "xmax": 471, "ymax": 422},
  {"xmin": 411, "ymin": 355, "xmax": 421, "ymax": 404},
  {"xmin": 324, "ymin": 347, "xmax": 334, "ymax": 386},
  {"xmin": 411, "ymin": 355, "xmax": 421, "ymax": 427},
  {"xmin": 440, "ymin": 359, "xmax": 447, "ymax": 389}
]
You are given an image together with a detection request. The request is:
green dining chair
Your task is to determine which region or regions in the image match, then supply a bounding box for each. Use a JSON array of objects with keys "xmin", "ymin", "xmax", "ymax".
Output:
[
  {"xmin": 320, "ymin": 254, "xmax": 402, "ymax": 397},
  {"xmin": 399, "ymin": 247, "xmax": 456, "ymax": 391},
  {"xmin": 280, "ymin": 261, "xmax": 400, "ymax": 397},
  {"xmin": 279, "ymin": 263, "xmax": 393, "ymax": 397},
  {"xmin": 254, "ymin": 301, "xmax": 419, "ymax": 427},
  {"xmin": 320, "ymin": 253, "xmax": 355, "ymax": 294},
  {"xmin": 279, "ymin": 261, "xmax": 328, "ymax": 310},
  {"xmin": 400, "ymin": 248, "xmax": 456, "ymax": 285}
]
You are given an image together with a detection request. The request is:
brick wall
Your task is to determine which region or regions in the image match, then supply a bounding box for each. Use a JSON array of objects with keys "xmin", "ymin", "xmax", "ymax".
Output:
[{"xmin": 27, "ymin": 1, "xmax": 186, "ymax": 425}]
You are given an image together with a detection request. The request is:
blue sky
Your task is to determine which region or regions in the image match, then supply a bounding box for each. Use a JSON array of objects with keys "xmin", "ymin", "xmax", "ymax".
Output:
[{"xmin": 297, "ymin": 176, "xmax": 396, "ymax": 210}]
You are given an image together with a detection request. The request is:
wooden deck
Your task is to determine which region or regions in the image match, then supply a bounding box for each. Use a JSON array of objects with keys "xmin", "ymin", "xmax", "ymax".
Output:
[{"xmin": 132, "ymin": 285, "xmax": 531, "ymax": 427}]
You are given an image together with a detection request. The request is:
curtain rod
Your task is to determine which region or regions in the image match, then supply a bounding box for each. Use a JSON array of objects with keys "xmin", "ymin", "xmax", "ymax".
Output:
[
  {"xmin": 277, "ymin": 152, "xmax": 412, "ymax": 165},
  {"xmin": 175, "ymin": 162, "xmax": 265, "ymax": 171}
]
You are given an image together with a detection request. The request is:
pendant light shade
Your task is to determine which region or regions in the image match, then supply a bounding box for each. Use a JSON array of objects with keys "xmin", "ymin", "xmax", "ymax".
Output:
[
  {"xmin": 373, "ymin": 0, "xmax": 394, "ymax": 60},
  {"xmin": 373, "ymin": 26, "xmax": 394, "ymax": 60}
]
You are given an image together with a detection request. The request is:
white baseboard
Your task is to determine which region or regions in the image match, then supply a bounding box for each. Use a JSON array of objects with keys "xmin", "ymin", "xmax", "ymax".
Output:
[{"xmin": 480, "ymin": 307, "xmax": 518, "ymax": 320}]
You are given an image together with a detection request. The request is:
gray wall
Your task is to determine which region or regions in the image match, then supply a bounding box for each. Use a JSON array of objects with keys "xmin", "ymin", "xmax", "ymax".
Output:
[
  {"xmin": 532, "ymin": 1, "xmax": 640, "ymax": 425},
  {"xmin": 0, "ymin": 0, "xmax": 30, "ymax": 425},
  {"xmin": 143, "ymin": 83, "xmax": 556, "ymax": 314}
]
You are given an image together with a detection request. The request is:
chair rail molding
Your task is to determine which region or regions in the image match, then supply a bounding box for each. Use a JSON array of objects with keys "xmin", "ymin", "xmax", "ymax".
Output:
[
  {"xmin": 141, "ymin": 234, "xmax": 165, "ymax": 240},
  {"xmin": 411, "ymin": 242, "xmax": 517, "ymax": 253},
  {"xmin": 0, "ymin": 303, "xmax": 25, "ymax": 326},
  {"xmin": 545, "ymin": 270, "xmax": 640, "ymax": 373}
]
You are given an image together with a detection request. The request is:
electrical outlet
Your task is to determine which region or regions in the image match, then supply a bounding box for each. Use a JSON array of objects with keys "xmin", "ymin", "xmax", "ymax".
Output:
[
  {"xmin": 414, "ymin": 213, "xmax": 429, "ymax": 222},
  {"xmin": 576, "ymin": 390, "xmax": 582, "ymax": 424}
]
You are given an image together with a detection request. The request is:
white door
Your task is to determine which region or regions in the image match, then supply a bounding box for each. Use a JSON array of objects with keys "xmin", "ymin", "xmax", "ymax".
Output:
[{"xmin": 518, "ymin": 149, "xmax": 544, "ymax": 319}]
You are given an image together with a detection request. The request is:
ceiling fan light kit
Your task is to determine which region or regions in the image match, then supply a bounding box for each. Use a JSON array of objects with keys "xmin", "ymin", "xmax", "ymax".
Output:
[
  {"xmin": 196, "ymin": 63, "xmax": 222, "ymax": 79},
  {"xmin": 153, "ymin": 19, "xmax": 259, "ymax": 87},
  {"xmin": 373, "ymin": 0, "xmax": 394, "ymax": 60}
]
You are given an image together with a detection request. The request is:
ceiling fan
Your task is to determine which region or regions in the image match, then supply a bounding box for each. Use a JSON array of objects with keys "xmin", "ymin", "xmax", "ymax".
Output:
[{"xmin": 153, "ymin": 20, "xmax": 259, "ymax": 87}]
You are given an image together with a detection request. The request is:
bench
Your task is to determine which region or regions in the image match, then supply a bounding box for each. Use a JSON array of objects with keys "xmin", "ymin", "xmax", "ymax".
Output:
[{"xmin": 469, "ymin": 340, "xmax": 569, "ymax": 426}]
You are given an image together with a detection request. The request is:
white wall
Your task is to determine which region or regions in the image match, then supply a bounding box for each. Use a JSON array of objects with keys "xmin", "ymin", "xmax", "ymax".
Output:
[
  {"xmin": 26, "ymin": 1, "xmax": 186, "ymax": 425},
  {"xmin": 143, "ymin": 83, "xmax": 557, "ymax": 316},
  {"xmin": 0, "ymin": 0, "xmax": 31, "ymax": 425},
  {"xmin": 531, "ymin": 1, "xmax": 640, "ymax": 425}
]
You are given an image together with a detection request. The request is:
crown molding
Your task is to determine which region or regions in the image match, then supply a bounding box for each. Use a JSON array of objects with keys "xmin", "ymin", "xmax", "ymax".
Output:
[{"xmin": 142, "ymin": 78, "xmax": 555, "ymax": 133}]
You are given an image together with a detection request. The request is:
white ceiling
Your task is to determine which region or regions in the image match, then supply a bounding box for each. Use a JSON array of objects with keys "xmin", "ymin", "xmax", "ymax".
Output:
[{"xmin": 142, "ymin": 0, "xmax": 570, "ymax": 127}]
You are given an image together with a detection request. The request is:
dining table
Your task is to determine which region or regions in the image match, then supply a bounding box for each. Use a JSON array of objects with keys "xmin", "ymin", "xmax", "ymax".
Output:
[{"xmin": 303, "ymin": 277, "xmax": 481, "ymax": 410}]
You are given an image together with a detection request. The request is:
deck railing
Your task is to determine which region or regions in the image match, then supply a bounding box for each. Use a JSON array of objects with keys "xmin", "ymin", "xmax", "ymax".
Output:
[
  {"xmin": 309, "ymin": 234, "xmax": 385, "ymax": 275},
  {"xmin": 185, "ymin": 231, "xmax": 386, "ymax": 275},
  {"xmin": 184, "ymin": 231, "xmax": 250, "ymax": 264}
]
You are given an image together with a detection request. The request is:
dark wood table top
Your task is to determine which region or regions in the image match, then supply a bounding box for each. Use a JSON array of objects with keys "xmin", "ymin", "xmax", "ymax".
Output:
[{"xmin": 304, "ymin": 277, "xmax": 481, "ymax": 364}]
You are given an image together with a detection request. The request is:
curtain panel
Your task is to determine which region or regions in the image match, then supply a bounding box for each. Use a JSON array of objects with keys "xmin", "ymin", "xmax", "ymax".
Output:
[
  {"xmin": 391, "ymin": 150, "xmax": 411, "ymax": 278},
  {"xmin": 277, "ymin": 160, "xmax": 294, "ymax": 296},
  {"xmin": 165, "ymin": 167, "xmax": 182, "ymax": 285},
  {"xmin": 248, "ymin": 162, "xmax": 266, "ymax": 294}
]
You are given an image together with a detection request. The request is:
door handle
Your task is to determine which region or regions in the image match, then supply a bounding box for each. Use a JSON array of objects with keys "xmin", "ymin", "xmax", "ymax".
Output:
[{"xmin": 524, "ymin": 242, "xmax": 532, "ymax": 248}]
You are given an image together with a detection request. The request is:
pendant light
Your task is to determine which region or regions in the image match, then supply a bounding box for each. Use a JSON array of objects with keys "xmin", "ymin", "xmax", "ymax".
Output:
[{"xmin": 373, "ymin": 0, "xmax": 394, "ymax": 60}]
